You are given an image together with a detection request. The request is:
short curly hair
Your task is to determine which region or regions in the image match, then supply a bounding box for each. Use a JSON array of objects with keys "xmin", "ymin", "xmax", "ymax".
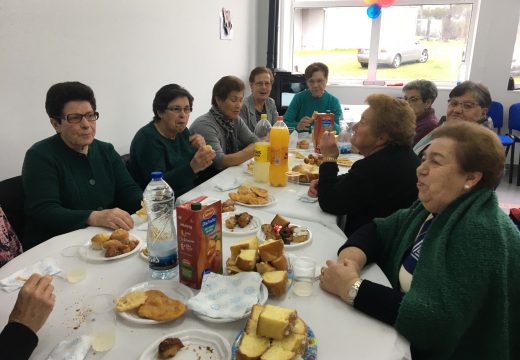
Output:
[
  {"xmin": 403, "ymin": 79, "xmax": 438, "ymax": 103},
  {"xmin": 152, "ymin": 84, "xmax": 194, "ymax": 122},
  {"xmin": 248, "ymin": 66, "xmax": 274, "ymax": 84},
  {"xmin": 45, "ymin": 82, "xmax": 96, "ymax": 123},
  {"xmin": 430, "ymin": 121, "xmax": 504, "ymax": 190},
  {"xmin": 211, "ymin": 76, "xmax": 245, "ymax": 106},
  {"xmin": 365, "ymin": 93, "xmax": 416, "ymax": 147},
  {"xmin": 304, "ymin": 62, "xmax": 329, "ymax": 79}
]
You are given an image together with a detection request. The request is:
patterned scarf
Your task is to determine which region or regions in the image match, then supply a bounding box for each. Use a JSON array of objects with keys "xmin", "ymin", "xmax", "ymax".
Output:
[{"xmin": 210, "ymin": 105, "xmax": 238, "ymax": 153}]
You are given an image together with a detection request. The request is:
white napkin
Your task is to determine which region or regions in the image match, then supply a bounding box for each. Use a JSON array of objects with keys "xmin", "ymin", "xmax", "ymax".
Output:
[
  {"xmin": 188, "ymin": 272, "xmax": 262, "ymax": 319},
  {"xmin": 47, "ymin": 335, "xmax": 91, "ymax": 360},
  {"xmin": 214, "ymin": 177, "xmax": 241, "ymax": 191},
  {"xmin": 298, "ymin": 192, "xmax": 318, "ymax": 203},
  {"xmin": 0, "ymin": 257, "xmax": 62, "ymax": 293}
]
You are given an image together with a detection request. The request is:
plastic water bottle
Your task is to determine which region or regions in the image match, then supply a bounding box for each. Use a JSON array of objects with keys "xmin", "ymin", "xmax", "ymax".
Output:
[
  {"xmin": 253, "ymin": 114, "xmax": 271, "ymax": 183},
  {"xmin": 143, "ymin": 171, "xmax": 178, "ymax": 279},
  {"xmin": 337, "ymin": 122, "xmax": 352, "ymax": 154}
]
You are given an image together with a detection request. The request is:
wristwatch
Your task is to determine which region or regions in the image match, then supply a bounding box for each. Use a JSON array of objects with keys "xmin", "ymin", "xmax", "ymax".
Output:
[
  {"xmin": 346, "ymin": 279, "xmax": 363, "ymax": 305},
  {"xmin": 322, "ymin": 156, "xmax": 338, "ymax": 163}
]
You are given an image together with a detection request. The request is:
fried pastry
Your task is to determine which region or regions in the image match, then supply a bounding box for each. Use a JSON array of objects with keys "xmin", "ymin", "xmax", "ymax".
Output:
[
  {"xmin": 137, "ymin": 290, "xmax": 186, "ymax": 321},
  {"xmin": 110, "ymin": 228, "xmax": 130, "ymax": 243},
  {"xmin": 116, "ymin": 291, "xmax": 147, "ymax": 312},
  {"xmin": 91, "ymin": 233, "xmax": 111, "ymax": 249},
  {"xmin": 251, "ymin": 186, "xmax": 268, "ymax": 198},
  {"xmin": 225, "ymin": 216, "xmax": 238, "ymax": 229},
  {"xmin": 237, "ymin": 212, "xmax": 253, "ymax": 228},
  {"xmin": 158, "ymin": 337, "xmax": 184, "ymax": 359}
]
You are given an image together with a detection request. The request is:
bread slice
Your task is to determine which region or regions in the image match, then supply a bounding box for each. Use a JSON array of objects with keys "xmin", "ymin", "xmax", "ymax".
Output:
[
  {"xmin": 230, "ymin": 236, "xmax": 258, "ymax": 259},
  {"xmin": 291, "ymin": 227, "xmax": 309, "ymax": 243},
  {"xmin": 256, "ymin": 262, "xmax": 276, "ymax": 274},
  {"xmin": 256, "ymin": 304, "xmax": 297, "ymax": 340},
  {"xmin": 258, "ymin": 239, "xmax": 284, "ymax": 262},
  {"xmin": 262, "ymin": 270, "xmax": 288, "ymax": 296},
  {"xmin": 271, "ymin": 333, "xmax": 306, "ymax": 355},
  {"xmin": 260, "ymin": 346, "xmax": 295, "ymax": 360},
  {"xmin": 236, "ymin": 249, "xmax": 258, "ymax": 271},
  {"xmin": 270, "ymin": 255, "xmax": 288, "ymax": 271},
  {"xmin": 271, "ymin": 214, "xmax": 290, "ymax": 228},
  {"xmin": 237, "ymin": 333, "xmax": 270, "ymax": 360}
]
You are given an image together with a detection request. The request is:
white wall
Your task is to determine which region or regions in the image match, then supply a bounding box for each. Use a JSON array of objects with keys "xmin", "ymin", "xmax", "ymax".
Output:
[{"xmin": 0, "ymin": 0, "xmax": 264, "ymax": 178}]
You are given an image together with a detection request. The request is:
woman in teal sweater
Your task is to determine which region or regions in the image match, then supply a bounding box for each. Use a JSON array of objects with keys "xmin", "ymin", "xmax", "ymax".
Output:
[
  {"xmin": 320, "ymin": 122, "xmax": 520, "ymax": 359},
  {"xmin": 283, "ymin": 62, "xmax": 343, "ymax": 133},
  {"xmin": 128, "ymin": 84, "xmax": 215, "ymax": 195},
  {"xmin": 22, "ymin": 82, "xmax": 143, "ymax": 249}
]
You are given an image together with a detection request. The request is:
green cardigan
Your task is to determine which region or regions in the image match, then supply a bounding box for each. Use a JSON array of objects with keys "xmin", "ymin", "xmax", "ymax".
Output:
[
  {"xmin": 374, "ymin": 189, "xmax": 520, "ymax": 360},
  {"xmin": 128, "ymin": 121, "xmax": 197, "ymax": 195},
  {"xmin": 22, "ymin": 134, "xmax": 142, "ymax": 249}
]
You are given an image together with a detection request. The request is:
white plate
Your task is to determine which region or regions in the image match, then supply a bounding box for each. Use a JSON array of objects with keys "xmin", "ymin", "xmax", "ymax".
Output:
[
  {"xmin": 222, "ymin": 212, "xmax": 262, "ymax": 236},
  {"xmin": 139, "ymin": 247, "xmax": 148, "ymax": 261},
  {"xmin": 192, "ymin": 284, "xmax": 268, "ymax": 323},
  {"xmin": 337, "ymin": 153, "xmax": 364, "ymax": 167},
  {"xmin": 139, "ymin": 329, "xmax": 230, "ymax": 360},
  {"xmin": 235, "ymin": 194, "xmax": 276, "ymax": 208},
  {"xmin": 117, "ymin": 280, "xmax": 193, "ymax": 324},
  {"xmin": 79, "ymin": 233, "xmax": 143, "ymax": 261},
  {"xmin": 256, "ymin": 224, "xmax": 312, "ymax": 249}
]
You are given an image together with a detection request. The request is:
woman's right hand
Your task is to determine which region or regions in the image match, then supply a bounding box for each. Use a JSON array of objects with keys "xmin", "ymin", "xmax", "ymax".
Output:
[
  {"xmin": 308, "ymin": 179, "xmax": 319, "ymax": 198},
  {"xmin": 190, "ymin": 146, "xmax": 216, "ymax": 173},
  {"xmin": 297, "ymin": 116, "xmax": 313, "ymax": 131},
  {"xmin": 87, "ymin": 208, "xmax": 134, "ymax": 230}
]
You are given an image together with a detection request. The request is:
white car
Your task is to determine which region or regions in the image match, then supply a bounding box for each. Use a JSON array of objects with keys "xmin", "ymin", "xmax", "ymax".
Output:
[{"xmin": 357, "ymin": 41, "xmax": 428, "ymax": 68}]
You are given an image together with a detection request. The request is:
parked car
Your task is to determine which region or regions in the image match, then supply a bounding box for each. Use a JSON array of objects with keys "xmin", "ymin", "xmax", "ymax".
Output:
[
  {"xmin": 511, "ymin": 57, "xmax": 520, "ymax": 77},
  {"xmin": 357, "ymin": 41, "xmax": 428, "ymax": 68}
]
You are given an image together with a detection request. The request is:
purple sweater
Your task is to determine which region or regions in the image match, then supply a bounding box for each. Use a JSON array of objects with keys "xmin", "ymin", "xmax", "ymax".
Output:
[{"xmin": 414, "ymin": 108, "xmax": 438, "ymax": 146}]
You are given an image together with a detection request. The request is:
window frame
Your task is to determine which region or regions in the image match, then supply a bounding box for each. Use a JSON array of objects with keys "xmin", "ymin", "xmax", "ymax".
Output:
[{"xmin": 280, "ymin": 0, "xmax": 481, "ymax": 87}]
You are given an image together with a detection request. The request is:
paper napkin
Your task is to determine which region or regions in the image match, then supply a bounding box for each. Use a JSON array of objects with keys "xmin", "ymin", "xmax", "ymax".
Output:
[
  {"xmin": 47, "ymin": 335, "xmax": 91, "ymax": 360},
  {"xmin": 298, "ymin": 192, "xmax": 319, "ymax": 203},
  {"xmin": 214, "ymin": 178, "xmax": 242, "ymax": 191},
  {"xmin": 0, "ymin": 257, "xmax": 62, "ymax": 293}
]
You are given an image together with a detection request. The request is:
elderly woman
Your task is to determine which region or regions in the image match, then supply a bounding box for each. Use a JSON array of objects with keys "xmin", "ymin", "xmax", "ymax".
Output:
[
  {"xmin": 22, "ymin": 82, "xmax": 142, "ymax": 249},
  {"xmin": 308, "ymin": 94, "xmax": 420, "ymax": 237},
  {"xmin": 128, "ymin": 84, "xmax": 215, "ymax": 196},
  {"xmin": 190, "ymin": 76, "xmax": 257, "ymax": 172},
  {"xmin": 283, "ymin": 62, "xmax": 343, "ymax": 133},
  {"xmin": 414, "ymin": 80, "xmax": 492, "ymax": 155},
  {"xmin": 402, "ymin": 79, "xmax": 439, "ymax": 145},
  {"xmin": 239, "ymin": 66, "xmax": 278, "ymax": 132},
  {"xmin": 320, "ymin": 122, "xmax": 520, "ymax": 359}
]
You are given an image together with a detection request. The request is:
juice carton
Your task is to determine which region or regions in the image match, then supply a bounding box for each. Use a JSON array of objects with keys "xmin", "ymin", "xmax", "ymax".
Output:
[
  {"xmin": 176, "ymin": 196, "xmax": 222, "ymax": 289},
  {"xmin": 312, "ymin": 112, "xmax": 335, "ymax": 153}
]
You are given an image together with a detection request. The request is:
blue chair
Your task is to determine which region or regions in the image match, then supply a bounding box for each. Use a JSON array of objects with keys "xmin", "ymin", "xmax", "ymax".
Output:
[
  {"xmin": 488, "ymin": 101, "xmax": 513, "ymax": 155},
  {"xmin": 508, "ymin": 103, "xmax": 520, "ymax": 185}
]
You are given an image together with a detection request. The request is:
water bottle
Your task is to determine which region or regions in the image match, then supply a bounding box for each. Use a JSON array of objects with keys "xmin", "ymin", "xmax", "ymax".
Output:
[
  {"xmin": 253, "ymin": 114, "xmax": 271, "ymax": 183},
  {"xmin": 143, "ymin": 171, "xmax": 178, "ymax": 279},
  {"xmin": 337, "ymin": 122, "xmax": 352, "ymax": 154}
]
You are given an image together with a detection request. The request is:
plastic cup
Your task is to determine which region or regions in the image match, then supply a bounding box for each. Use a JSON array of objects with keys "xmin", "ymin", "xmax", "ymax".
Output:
[
  {"xmin": 60, "ymin": 246, "xmax": 86, "ymax": 284},
  {"xmin": 86, "ymin": 294, "xmax": 116, "ymax": 352},
  {"xmin": 292, "ymin": 256, "xmax": 317, "ymax": 296}
]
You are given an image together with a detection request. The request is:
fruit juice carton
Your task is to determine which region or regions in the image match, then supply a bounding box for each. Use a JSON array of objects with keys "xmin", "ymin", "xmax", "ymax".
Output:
[
  {"xmin": 312, "ymin": 112, "xmax": 335, "ymax": 153},
  {"xmin": 176, "ymin": 196, "xmax": 222, "ymax": 289}
]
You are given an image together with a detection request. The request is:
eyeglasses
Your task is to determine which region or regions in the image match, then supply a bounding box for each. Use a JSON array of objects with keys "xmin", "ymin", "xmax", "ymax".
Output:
[
  {"xmin": 254, "ymin": 81, "xmax": 272, "ymax": 87},
  {"xmin": 307, "ymin": 78, "xmax": 326, "ymax": 85},
  {"xmin": 448, "ymin": 99, "xmax": 480, "ymax": 110},
  {"xmin": 62, "ymin": 112, "xmax": 99, "ymax": 124},
  {"xmin": 403, "ymin": 96, "xmax": 422, "ymax": 104},
  {"xmin": 166, "ymin": 106, "xmax": 192, "ymax": 114}
]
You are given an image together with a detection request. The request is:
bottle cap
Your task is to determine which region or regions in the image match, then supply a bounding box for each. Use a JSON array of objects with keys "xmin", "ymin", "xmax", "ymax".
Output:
[
  {"xmin": 150, "ymin": 171, "xmax": 163, "ymax": 179},
  {"xmin": 191, "ymin": 202, "xmax": 202, "ymax": 210},
  {"xmin": 260, "ymin": 113, "xmax": 268, "ymax": 120}
]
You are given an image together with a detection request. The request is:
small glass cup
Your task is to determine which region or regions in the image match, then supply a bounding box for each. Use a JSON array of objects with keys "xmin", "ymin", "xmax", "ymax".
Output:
[
  {"xmin": 86, "ymin": 294, "xmax": 116, "ymax": 352},
  {"xmin": 292, "ymin": 256, "xmax": 317, "ymax": 296},
  {"xmin": 60, "ymin": 246, "xmax": 87, "ymax": 284}
]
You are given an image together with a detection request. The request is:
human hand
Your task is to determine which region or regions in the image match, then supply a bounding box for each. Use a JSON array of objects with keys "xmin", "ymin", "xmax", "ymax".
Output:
[
  {"xmin": 320, "ymin": 131, "xmax": 339, "ymax": 157},
  {"xmin": 297, "ymin": 116, "xmax": 314, "ymax": 131},
  {"xmin": 87, "ymin": 208, "xmax": 134, "ymax": 230},
  {"xmin": 190, "ymin": 146, "xmax": 216, "ymax": 173},
  {"xmin": 189, "ymin": 134, "xmax": 206, "ymax": 149},
  {"xmin": 9, "ymin": 274, "xmax": 55, "ymax": 333},
  {"xmin": 308, "ymin": 179, "xmax": 319, "ymax": 198},
  {"xmin": 319, "ymin": 259, "xmax": 361, "ymax": 303}
]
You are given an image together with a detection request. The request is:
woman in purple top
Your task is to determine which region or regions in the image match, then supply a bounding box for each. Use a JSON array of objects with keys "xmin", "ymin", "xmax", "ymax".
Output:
[{"xmin": 403, "ymin": 80, "xmax": 439, "ymax": 146}]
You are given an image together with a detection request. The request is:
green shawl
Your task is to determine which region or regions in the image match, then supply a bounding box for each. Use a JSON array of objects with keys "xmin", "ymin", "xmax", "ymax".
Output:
[{"xmin": 374, "ymin": 188, "xmax": 520, "ymax": 360}]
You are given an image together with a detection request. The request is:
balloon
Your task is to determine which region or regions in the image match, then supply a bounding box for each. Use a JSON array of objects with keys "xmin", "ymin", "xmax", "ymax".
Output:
[
  {"xmin": 363, "ymin": 0, "xmax": 377, "ymax": 4},
  {"xmin": 378, "ymin": 0, "xmax": 395, "ymax": 8},
  {"xmin": 367, "ymin": 4, "xmax": 382, "ymax": 19}
]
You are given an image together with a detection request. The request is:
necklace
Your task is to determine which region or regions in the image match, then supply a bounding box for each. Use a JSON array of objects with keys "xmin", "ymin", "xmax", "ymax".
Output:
[{"xmin": 154, "ymin": 122, "xmax": 176, "ymax": 140}]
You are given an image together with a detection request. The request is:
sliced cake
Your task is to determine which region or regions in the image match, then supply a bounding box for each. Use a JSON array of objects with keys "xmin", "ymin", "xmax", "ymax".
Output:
[
  {"xmin": 256, "ymin": 304, "xmax": 297, "ymax": 340},
  {"xmin": 262, "ymin": 270, "xmax": 288, "ymax": 296},
  {"xmin": 237, "ymin": 333, "xmax": 270, "ymax": 360},
  {"xmin": 236, "ymin": 249, "xmax": 258, "ymax": 271}
]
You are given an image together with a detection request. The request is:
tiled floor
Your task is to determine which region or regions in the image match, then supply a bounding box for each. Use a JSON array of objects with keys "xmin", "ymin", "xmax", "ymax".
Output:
[{"xmin": 498, "ymin": 167, "xmax": 520, "ymax": 212}]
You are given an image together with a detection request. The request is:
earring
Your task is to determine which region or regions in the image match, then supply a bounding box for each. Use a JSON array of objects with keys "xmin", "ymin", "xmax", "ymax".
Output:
[{"xmin": 464, "ymin": 184, "xmax": 470, "ymax": 190}]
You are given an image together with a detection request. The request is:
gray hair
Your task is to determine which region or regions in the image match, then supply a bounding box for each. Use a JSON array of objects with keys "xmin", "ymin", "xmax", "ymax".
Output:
[{"xmin": 403, "ymin": 79, "xmax": 438, "ymax": 103}]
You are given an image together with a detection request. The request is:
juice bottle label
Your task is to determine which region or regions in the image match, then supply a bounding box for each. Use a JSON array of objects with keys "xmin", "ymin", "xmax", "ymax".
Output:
[
  {"xmin": 313, "ymin": 113, "xmax": 335, "ymax": 153},
  {"xmin": 254, "ymin": 142, "xmax": 270, "ymax": 163}
]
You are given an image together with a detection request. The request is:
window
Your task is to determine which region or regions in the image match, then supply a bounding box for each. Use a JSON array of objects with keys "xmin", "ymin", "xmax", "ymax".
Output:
[
  {"xmin": 510, "ymin": 18, "xmax": 520, "ymax": 88},
  {"xmin": 280, "ymin": 0, "xmax": 478, "ymax": 85}
]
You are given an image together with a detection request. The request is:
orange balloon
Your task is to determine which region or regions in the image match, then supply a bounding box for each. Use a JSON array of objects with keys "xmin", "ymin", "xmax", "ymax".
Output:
[{"xmin": 378, "ymin": 0, "xmax": 396, "ymax": 8}]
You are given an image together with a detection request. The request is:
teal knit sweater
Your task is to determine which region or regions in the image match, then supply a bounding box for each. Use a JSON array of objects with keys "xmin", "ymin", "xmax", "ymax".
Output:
[{"xmin": 374, "ymin": 189, "xmax": 520, "ymax": 359}]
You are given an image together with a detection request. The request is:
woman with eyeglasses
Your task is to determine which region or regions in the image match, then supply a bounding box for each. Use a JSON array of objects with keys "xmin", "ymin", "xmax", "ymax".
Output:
[
  {"xmin": 283, "ymin": 62, "xmax": 343, "ymax": 133},
  {"xmin": 239, "ymin": 66, "xmax": 278, "ymax": 132},
  {"xmin": 128, "ymin": 84, "xmax": 215, "ymax": 195},
  {"xmin": 414, "ymin": 81, "xmax": 493, "ymax": 155},
  {"xmin": 21, "ymin": 82, "xmax": 143, "ymax": 249},
  {"xmin": 402, "ymin": 80, "xmax": 439, "ymax": 146},
  {"xmin": 190, "ymin": 76, "xmax": 257, "ymax": 173}
]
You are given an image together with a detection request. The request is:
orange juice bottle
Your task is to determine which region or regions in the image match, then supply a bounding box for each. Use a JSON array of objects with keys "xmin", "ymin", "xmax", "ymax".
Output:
[{"xmin": 269, "ymin": 116, "xmax": 289, "ymax": 187}]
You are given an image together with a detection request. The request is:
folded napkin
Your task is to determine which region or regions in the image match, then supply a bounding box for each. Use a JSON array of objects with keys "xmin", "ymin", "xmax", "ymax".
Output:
[
  {"xmin": 188, "ymin": 272, "xmax": 262, "ymax": 320},
  {"xmin": 0, "ymin": 257, "xmax": 62, "ymax": 293},
  {"xmin": 298, "ymin": 192, "xmax": 318, "ymax": 203},
  {"xmin": 214, "ymin": 178, "xmax": 241, "ymax": 191},
  {"xmin": 47, "ymin": 335, "xmax": 91, "ymax": 360}
]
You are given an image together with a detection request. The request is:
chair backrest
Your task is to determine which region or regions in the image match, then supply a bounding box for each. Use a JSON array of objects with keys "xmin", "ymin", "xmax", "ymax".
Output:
[
  {"xmin": 0, "ymin": 176, "xmax": 25, "ymax": 243},
  {"xmin": 509, "ymin": 103, "xmax": 520, "ymax": 132},
  {"xmin": 487, "ymin": 101, "xmax": 504, "ymax": 130}
]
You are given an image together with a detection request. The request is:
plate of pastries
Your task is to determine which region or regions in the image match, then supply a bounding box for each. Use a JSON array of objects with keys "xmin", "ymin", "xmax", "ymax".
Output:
[
  {"xmin": 81, "ymin": 229, "xmax": 142, "ymax": 261},
  {"xmin": 228, "ymin": 185, "xmax": 276, "ymax": 207},
  {"xmin": 223, "ymin": 211, "xmax": 262, "ymax": 236},
  {"xmin": 257, "ymin": 214, "xmax": 312, "ymax": 249},
  {"xmin": 116, "ymin": 280, "xmax": 192, "ymax": 324},
  {"xmin": 231, "ymin": 304, "xmax": 317, "ymax": 360},
  {"xmin": 139, "ymin": 329, "xmax": 231, "ymax": 360},
  {"xmin": 287, "ymin": 164, "xmax": 319, "ymax": 185}
]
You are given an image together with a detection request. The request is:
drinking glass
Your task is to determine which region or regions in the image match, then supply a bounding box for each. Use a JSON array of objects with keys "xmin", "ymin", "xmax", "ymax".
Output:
[
  {"xmin": 60, "ymin": 245, "xmax": 86, "ymax": 284},
  {"xmin": 292, "ymin": 256, "xmax": 318, "ymax": 296},
  {"xmin": 86, "ymin": 294, "xmax": 116, "ymax": 352}
]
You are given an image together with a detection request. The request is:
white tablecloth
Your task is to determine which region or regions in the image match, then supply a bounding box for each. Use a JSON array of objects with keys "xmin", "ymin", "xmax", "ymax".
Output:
[{"xmin": 0, "ymin": 167, "xmax": 411, "ymax": 360}]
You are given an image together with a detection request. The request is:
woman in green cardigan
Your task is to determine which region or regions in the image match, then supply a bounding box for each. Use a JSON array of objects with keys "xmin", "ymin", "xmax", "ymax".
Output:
[
  {"xmin": 22, "ymin": 82, "xmax": 143, "ymax": 249},
  {"xmin": 320, "ymin": 121, "xmax": 519, "ymax": 359}
]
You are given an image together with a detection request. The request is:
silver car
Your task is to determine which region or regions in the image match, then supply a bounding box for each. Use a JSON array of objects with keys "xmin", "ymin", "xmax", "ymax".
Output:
[{"xmin": 357, "ymin": 41, "xmax": 428, "ymax": 68}]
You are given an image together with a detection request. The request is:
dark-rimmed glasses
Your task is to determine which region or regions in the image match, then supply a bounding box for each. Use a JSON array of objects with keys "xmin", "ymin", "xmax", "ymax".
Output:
[
  {"xmin": 166, "ymin": 106, "xmax": 192, "ymax": 114},
  {"xmin": 62, "ymin": 112, "xmax": 99, "ymax": 124}
]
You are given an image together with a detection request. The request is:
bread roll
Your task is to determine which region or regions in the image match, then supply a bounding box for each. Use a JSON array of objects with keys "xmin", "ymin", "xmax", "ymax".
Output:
[
  {"xmin": 110, "ymin": 228, "xmax": 129, "ymax": 243},
  {"xmin": 91, "ymin": 233, "xmax": 110, "ymax": 249}
]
